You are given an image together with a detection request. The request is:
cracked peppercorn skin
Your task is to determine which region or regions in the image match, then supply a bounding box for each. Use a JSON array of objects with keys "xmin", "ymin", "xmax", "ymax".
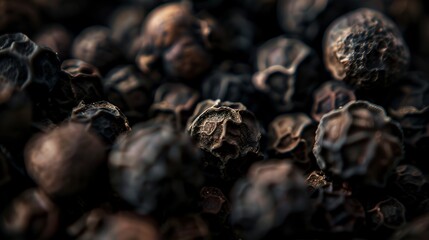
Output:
[{"xmin": 324, "ymin": 8, "xmax": 410, "ymax": 89}]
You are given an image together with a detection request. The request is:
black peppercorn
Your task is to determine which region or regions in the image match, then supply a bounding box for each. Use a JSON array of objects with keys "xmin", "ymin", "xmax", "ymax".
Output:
[
  {"xmin": 34, "ymin": 24, "xmax": 73, "ymax": 61},
  {"xmin": 323, "ymin": 8, "xmax": 410, "ymax": 89},
  {"xmin": 313, "ymin": 100, "xmax": 404, "ymax": 187},
  {"xmin": 0, "ymin": 0, "xmax": 41, "ymax": 35},
  {"xmin": 390, "ymin": 213, "xmax": 429, "ymax": 240},
  {"xmin": 367, "ymin": 197, "xmax": 407, "ymax": 232}
]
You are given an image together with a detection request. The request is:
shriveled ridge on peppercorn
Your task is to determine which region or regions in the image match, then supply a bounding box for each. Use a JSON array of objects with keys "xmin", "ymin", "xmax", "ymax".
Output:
[{"xmin": 324, "ymin": 8, "xmax": 410, "ymax": 89}]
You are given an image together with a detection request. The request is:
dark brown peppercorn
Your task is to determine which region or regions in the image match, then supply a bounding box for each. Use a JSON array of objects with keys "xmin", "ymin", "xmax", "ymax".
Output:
[
  {"xmin": 367, "ymin": 197, "xmax": 406, "ymax": 231},
  {"xmin": 109, "ymin": 122, "xmax": 204, "ymax": 217},
  {"xmin": 70, "ymin": 101, "xmax": 131, "ymax": 145},
  {"xmin": 0, "ymin": 189, "xmax": 59, "ymax": 240},
  {"xmin": 0, "ymin": 0, "xmax": 41, "ymax": 35},
  {"xmin": 306, "ymin": 170, "xmax": 333, "ymax": 194},
  {"xmin": 253, "ymin": 36, "xmax": 322, "ymax": 112},
  {"xmin": 150, "ymin": 83, "xmax": 200, "ymax": 130},
  {"xmin": 161, "ymin": 214, "xmax": 210, "ymax": 240},
  {"xmin": 187, "ymin": 99, "xmax": 262, "ymax": 181},
  {"xmin": 34, "ymin": 24, "xmax": 73, "ymax": 60},
  {"xmin": 24, "ymin": 122, "xmax": 107, "ymax": 198},
  {"xmin": 200, "ymin": 186, "xmax": 229, "ymax": 216},
  {"xmin": 104, "ymin": 65, "xmax": 154, "ymax": 125},
  {"xmin": 311, "ymin": 80, "xmax": 356, "ymax": 122},
  {"xmin": 323, "ymin": 8, "xmax": 410, "ymax": 89},
  {"xmin": 313, "ymin": 100, "xmax": 404, "ymax": 187},
  {"xmin": 390, "ymin": 213, "xmax": 429, "ymax": 240},
  {"xmin": 267, "ymin": 113, "xmax": 316, "ymax": 167},
  {"xmin": 72, "ymin": 26, "xmax": 122, "ymax": 74},
  {"xmin": 230, "ymin": 160, "xmax": 310, "ymax": 239},
  {"xmin": 61, "ymin": 59, "xmax": 105, "ymax": 104}
]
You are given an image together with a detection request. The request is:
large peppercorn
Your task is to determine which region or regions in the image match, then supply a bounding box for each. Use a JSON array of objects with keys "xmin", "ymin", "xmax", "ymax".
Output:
[
  {"xmin": 230, "ymin": 160, "xmax": 310, "ymax": 239},
  {"xmin": 149, "ymin": 83, "xmax": 200, "ymax": 130},
  {"xmin": 311, "ymin": 80, "xmax": 356, "ymax": 122},
  {"xmin": 136, "ymin": 2, "xmax": 214, "ymax": 82},
  {"xmin": 0, "ymin": 189, "xmax": 60, "ymax": 240},
  {"xmin": 109, "ymin": 122, "xmax": 204, "ymax": 218},
  {"xmin": 267, "ymin": 113, "xmax": 316, "ymax": 168},
  {"xmin": 313, "ymin": 100, "xmax": 404, "ymax": 187},
  {"xmin": 0, "ymin": 33, "xmax": 61, "ymax": 98},
  {"xmin": 24, "ymin": 122, "xmax": 107, "ymax": 198},
  {"xmin": 187, "ymin": 99, "xmax": 262, "ymax": 182},
  {"xmin": 72, "ymin": 26, "xmax": 122, "ymax": 74},
  {"xmin": 70, "ymin": 101, "xmax": 131, "ymax": 145},
  {"xmin": 104, "ymin": 65, "xmax": 154, "ymax": 125},
  {"xmin": 253, "ymin": 36, "xmax": 323, "ymax": 113},
  {"xmin": 61, "ymin": 59, "xmax": 105, "ymax": 104},
  {"xmin": 323, "ymin": 8, "xmax": 410, "ymax": 89}
]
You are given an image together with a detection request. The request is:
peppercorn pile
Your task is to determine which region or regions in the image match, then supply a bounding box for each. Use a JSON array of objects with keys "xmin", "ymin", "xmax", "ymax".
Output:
[{"xmin": 1, "ymin": 0, "xmax": 429, "ymax": 239}]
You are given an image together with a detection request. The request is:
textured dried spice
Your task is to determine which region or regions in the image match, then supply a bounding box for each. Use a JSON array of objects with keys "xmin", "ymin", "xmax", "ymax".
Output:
[
  {"xmin": 24, "ymin": 122, "xmax": 107, "ymax": 198},
  {"xmin": 267, "ymin": 113, "xmax": 316, "ymax": 165},
  {"xmin": 44, "ymin": 71, "xmax": 76, "ymax": 123},
  {"xmin": 109, "ymin": 122, "xmax": 204, "ymax": 216},
  {"xmin": 136, "ymin": 2, "xmax": 213, "ymax": 81},
  {"xmin": 71, "ymin": 101, "xmax": 131, "ymax": 145},
  {"xmin": 150, "ymin": 83, "xmax": 199, "ymax": 130},
  {"xmin": 230, "ymin": 160, "xmax": 310, "ymax": 239},
  {"xmin": 324, "ymin": 8, "xmax": 410, "ymax": 89},
  {"xmin": 367, "ymin": 197, "xmax": 406, "ymax": 231},
  {"xmin": 61, "ymin": 59, "xmax": 104, "ymax": 104},
  {"xmin": 313, "ymin": 100, "xmax": 404, "ymax": 186},
  {"xmin": 104, "ymin": 65, "xmax": 154, "ymax": 124},
  {"xmin": 1, "ymin": 189, "xmax": 59, "ymax": 240},
  {"xmin": 0, "ymin": 0, "xmax": 40, "ymax": 35},
  {"xmin": 311, "ymin": 80, "xmax": 356, "ymax": 122},
  {"xmin": 306, "ymin": 171, "xmax": 332, "ymax": 194},
  {"xmin": 391, "ymin": 213, "xmax": 429, "ymax": 240},
  {"xmin": 0, "ymin": 33, "xmax": 61, "ymax": 95},
  {"xmin": 161, "ymin": 214, "xmax": 210, "ymax": 240},
  {"xmin": 253, "ymin": 36, "xmax": 321, "ymax": 112},
  {"xmin": 187, "ymin": 100, "xmax": 261, "ymax": 180},
  {"xmin": 34, "ymin": 24, "xmax": 72, "ymax": 60},
  {"xmin": 200, "ymin": 186, "xmax": 229, "ymax": 215}
]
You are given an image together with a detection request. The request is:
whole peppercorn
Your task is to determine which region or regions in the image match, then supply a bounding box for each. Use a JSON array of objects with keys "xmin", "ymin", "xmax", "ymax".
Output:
[
  {"xmin": 136, "ymin": 2, "xmax": 214, "ymax": 82},
  {"xmin": 34, "ymin": 24, "xmax": 73, "ymax": 61},
  {"xmin": 323, "ymin": 8, "xmax": 410, "ymax": 89},
  {"xmin": 306, "ymin": 171, "xmax": 333, "ymax": 194},
  {"xmin": 0, "ymin": 0, "xmax": 40, "ymax": 35},
  {"xmin": 161, "ymin": 214, "xmax": 210, "ymax": 240},
  {"xmin": 109, "ymin": 122, "xmax": 204, "ymax": 218},
  {"xmin": 0, "ymin": 189, "xmax": 59, "ymax": 240},
  {"xmin": 24, "ymin": 122, "xmax": 107, "ymax": 198},
  {"xmin": 311, "ymin": 80, "xmax": 356, "ymax": 122},
  {"xmin": 367, "ymin": 197, "xmax": 407, "ymax": 232},
  {"xmin": 390, "ymin": 213, "xmax": 429, "ymax": 240},
  {"xmin": 267, "ymin": 113, "xmax": 316, "ymax": 168},
  {"xmin": 187, "ymin": 99, "xmax": 262, "ymax": 182},
  {"xmin": 230, "ymin": 160, "xmax": 310, "ymax": 239},
  {"xmin": 61, "ymin": 59, "xmax": 105, "ymax": 104},
  {"xmin": 200, "ymin": 186, "xmax": 230, "ymax": 216},
  {"xmin": 0, "ymin": 33, "xmax": 61, "ymax": 98},
  {"xmin": 72, "ymin": 26, "xmax": 122, "ymax": 74},
  {"xmin": 70, "ymin": 211, "xmax": 160, "ymax": 240},
  {"xmin": 313, "ymin": 100, "xmax": 404, "ymax": 187},
  {"xmin": 0, "ymin": 82, "xmax": 32, "ymax": 142},
  {"xmin": 150, "ymin": 83, "xmax": 200, "ymax": 130},
  {"xmin": 253, "ymin": 36, "xmax": 323, "ymax": 113},
  {"xmin": 70, "ymin": 101, "xmax": 131, "ymax": 145},
  {"xmin": 104, "ymin": 65, "xmax": 154, "ymax": 125}
]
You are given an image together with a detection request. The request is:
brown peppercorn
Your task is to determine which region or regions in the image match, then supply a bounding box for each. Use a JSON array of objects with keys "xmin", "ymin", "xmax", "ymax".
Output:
[
  {"xmin": 0, "ymin": 189, "xmax": 59, "ymax": 240},
  {"xmin": 313, "ymin": 100, "xmax": 404, "ymax": 187},
  {"xmin": 187, "ymin": 99, "xmax": 262, "ymax": 181},
  {"xmin": 24, "ymin": 122, "xmax": 107, "ymax": 198},
  {"xmin": 323, "ymin": 8, "xmax": 410, "ymax": 89},
  {"xmin": 161, "ymin": 214, "xmax": 210, "ymax": 240},
  {"xmin": 306, "ymin": 170, "xmax": 333, "ymax": 194},
  {"xmin": 150, "ymin": 83, "xmax": 200, "ymax": 130},
  {"xmin": 104, "ymin": 65, "xmax": 154, "ymax": 125},
  {"xmin": 136, "ymin": 2, "xmax": 213, "ymax": 81},
  {"xmin": 267, "ymin": 113, "xmax": 316, "ymax": 167},
  {"xmin": 311, "ymin": 80, "xmax": 356, "ymax": 122},
  {"xmin": 230, "ymin": 160, "xmax": 310, "ymax": 239},
  {"xmin": 109, "ymin": 122, "xmax": 204, "ymax": 217},
  {"xmin": 70, "ymin": 101, "xmax": 131, "ymax": 145},
  {"xmin": 34, "ymin": 24, "xmax": 73, "ymax": 60},
  {"xmin": 61, "ymin": 59, "xmax": 105, "ymax": 104},
  {"xmin": 253, "ymin": 36, "xmax": 323, "ymax": 112},
  {"xmin": 367, "ymin": 197, "xmax": 407, "ymax": 231},
  {"xmin": 200, "ymin": 186, "xmax": 230, "ymax": 216}
]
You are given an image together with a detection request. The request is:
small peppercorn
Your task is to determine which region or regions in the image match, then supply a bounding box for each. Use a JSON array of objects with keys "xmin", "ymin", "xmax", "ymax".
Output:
[
  {"xmin": 367, "ymin": 197, "xmax": 407, "ymax": 232},
  {"xmin": 61, "ymin": 59, "xmax": 105, "ymax": 104},
  {"xmin": 109, "ymin": 122, "xmax": 204, "ymax": 217},
  {"xmin": 313, "ymin": 100, "xmax": 404, "ymax": 187},
  {"xmin": 70, "ymin": 101, "xmax": 131, "ymax": 145},
  {"xmin": 323, "ymin": 8, "xmax": 410, "ymax": 89},
  {"xmin": 187, "ymin": 99, "xmax": 262, "ymax": 182},
  {"xmin": 0, "ymin": 189, "xmax": 60, "ymax": 240},
  {"xmin": 24, "ymin": 122, "xmax": 107, "ymax": 198}
]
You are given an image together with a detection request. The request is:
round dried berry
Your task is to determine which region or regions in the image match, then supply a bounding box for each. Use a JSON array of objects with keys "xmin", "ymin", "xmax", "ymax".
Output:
[
  {"xmin": 313, "ymin": 100, "xmax": 403, "ymax": 187},
  {"xmin": 367, "ymin": 197, "xmax": 406, "ymax": 231},
  {"xmin": 34, "ymin": 24, "xmax": 72, "ymax": 60},
  {"xmin": 0, "ymin": 0, "xmax": 41, "ymax": 35},
  {"xmin": 323, "ymin": 8, "xmax": 410, "ymax": 89}
]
